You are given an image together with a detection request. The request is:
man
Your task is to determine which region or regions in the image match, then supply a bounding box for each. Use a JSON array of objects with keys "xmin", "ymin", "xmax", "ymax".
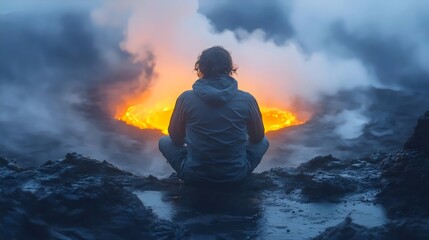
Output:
[{"xmin": 159, "ymin": 46, "xmax": 269, "ymax": 183}]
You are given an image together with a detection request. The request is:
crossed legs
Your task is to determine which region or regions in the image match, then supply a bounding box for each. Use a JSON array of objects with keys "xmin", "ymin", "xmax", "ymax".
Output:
[{"xmin": 159, "ymin": 136, "xmax": 269, "ymax": 178}]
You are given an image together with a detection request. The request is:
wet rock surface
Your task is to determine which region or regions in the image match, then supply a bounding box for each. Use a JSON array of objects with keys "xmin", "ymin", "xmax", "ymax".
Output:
[
  {"xmin": 0, "ymin": 151, "xmax": 415, "ymax": 239},
  {"xmin": 1, "ymin": 112, "xmax": 428, "ymax": 239},
  {"xmin": 0, "ymin": 153, "xmax": 186, "ymax": 240},
  {"xmin": 0, "ymin": 151, "xmax": 427, "ymax": 239},
  {"xmin": 313, "ymin": 112, "xmax": 429, "ymax": 240}
]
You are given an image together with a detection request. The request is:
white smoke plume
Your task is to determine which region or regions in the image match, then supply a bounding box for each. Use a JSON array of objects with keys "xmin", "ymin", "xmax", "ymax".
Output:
[{"xmin": 95, "ymin": 0, "xmax": 374, "ymax": 112}]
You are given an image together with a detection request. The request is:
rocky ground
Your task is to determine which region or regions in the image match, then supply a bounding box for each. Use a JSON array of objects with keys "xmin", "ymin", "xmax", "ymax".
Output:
[{"xmin": 1, "ymin": 112, "xmax": 428, "ymax": 239}]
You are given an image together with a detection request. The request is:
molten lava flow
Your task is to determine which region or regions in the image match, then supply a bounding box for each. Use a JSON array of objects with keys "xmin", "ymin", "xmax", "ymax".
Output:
[
  {"xmin": 117, "ymin": 104, "xmax": 303, "ymax": 134},
  {"xmin": 118, "ymin": 105, "xmax": 173, "ymax": 134},
  {"xmin": 260, "ymin": 107, "xmax": 303, "ymax": 132}
]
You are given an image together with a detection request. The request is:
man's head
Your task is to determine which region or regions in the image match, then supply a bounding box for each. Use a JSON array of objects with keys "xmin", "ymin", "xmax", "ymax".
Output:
[{"xmin": 194, "ymin": 46, "xmax": 237, "ymax": 78}]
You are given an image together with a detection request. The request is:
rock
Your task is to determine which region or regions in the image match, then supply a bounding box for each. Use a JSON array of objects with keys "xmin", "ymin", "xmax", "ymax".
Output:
[
  {"xmin": 0, "ymin": 153, "xmax": 186, "ymax": 240},
  {"xmin": 378, "ymin": 151, "xmax": 429, "ymax": 217},
  {"xmin": 0, "ymin": 132, "xmax": 428, "ymax": 239},
  {"xmin": 300, "ymin": 175, "xmax": 357, "ymax": 201},
  {"xmin": 285, "ymin": 155, "xmax": 379, "ymax": 201},
  {"xmin": 0, "ymin": 156, "xmax": 23, "ymax": 172},
  {"xmin": 2, "ymin": 151, "xmax": 379, "ymax": 238},
  {"xmin": 313, "ymin": 217, "xmax": 381, "ymax": 240},
  {"xmin": 0, "ymin": 156, "xmax": 8, "ymax": 167},
  {"xmin": 297, "ymin": 155, "xmax": 342, "ymax": 171},
  {"xmin": 404, "ymin": 111, "xmax": 429, "ymax": 153},
  {"xmin": 377, "ymin": 112, "xmax": 429, "ymax": 218},
  {"xmin": 386, "ymin": 218, "xmax": 429, "ymax": 240},
  {"xmin": 313, "ymin": 217, "xmax": 429, "ymax": 240}
]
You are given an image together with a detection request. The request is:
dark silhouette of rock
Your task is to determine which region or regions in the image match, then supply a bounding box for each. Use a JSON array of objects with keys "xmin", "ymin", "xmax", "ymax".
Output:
[
  {"xmin": 378, "ymin": 151, "xmax": 429, "ymax": 217},
  {"xmin": 404, "ymin": 111, "xmax": 429, "ymax": 153},
  {"xmin": 376, "ymin": 111, "xmax": 429, "ymax": 218},
  {"xmin": 0, "ymin": 156, "xmax": 8, "ymax": 167}
]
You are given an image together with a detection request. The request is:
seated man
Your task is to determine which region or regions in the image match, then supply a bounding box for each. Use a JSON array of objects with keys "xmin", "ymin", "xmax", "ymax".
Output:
[{"xmin": 159, "ymin": 46, "xmax": 269, "ymax": 183}]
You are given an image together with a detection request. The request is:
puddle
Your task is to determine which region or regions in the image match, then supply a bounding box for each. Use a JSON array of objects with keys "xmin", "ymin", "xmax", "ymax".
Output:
[
  {"xmin": 134, "ymin": 191, "xmax": 174, "ymax": 220},
  {"xmin": 261, "ymin": 194, "xmax": 387, "ymax": 239},
  {"xmin": 133, "ymin": 190, "xmax": 387, "ymax": 239}
]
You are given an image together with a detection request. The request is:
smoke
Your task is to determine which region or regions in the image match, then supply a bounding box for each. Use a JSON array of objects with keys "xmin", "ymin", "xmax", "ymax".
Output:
[
  {"xmin": 0, "ymin": 2, "xmax": 173, "ymax": 176},
  {"xmin": 197, "ymin": 0, "xmax": 295, "ymax": 45},
  {"xmin": 1, "ymin": 0, "xmax": 428, "ymax": 175},
  {"xmin": 200, "ymin": 0, "xmax": 429, "ymax": 91},
  {"xmin": 198, "ymin": 0, "xmax": 429, "ymax": 169},
  {"xmin": 102, "ymin": 0, "xmax": 375, "ymax": 109}
]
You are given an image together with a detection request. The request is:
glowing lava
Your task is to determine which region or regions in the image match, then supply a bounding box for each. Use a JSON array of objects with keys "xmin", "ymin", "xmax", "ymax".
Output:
[
  {"xmin": 117, "ymin": 104, "xmax": 303, "ymax": 134},
  {"xmin": 260, "ymin": 107, "xmax": 303, "ymax": 132}
]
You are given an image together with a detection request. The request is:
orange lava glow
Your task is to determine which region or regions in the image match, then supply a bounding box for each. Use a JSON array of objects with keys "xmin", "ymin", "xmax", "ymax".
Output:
[{"xmin": 117, "ymin": 104, "xmax": 303, "ymax": 134}]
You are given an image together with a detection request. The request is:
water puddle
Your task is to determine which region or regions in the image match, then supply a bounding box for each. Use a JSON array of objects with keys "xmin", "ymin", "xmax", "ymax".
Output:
[
  {"xmin": 134, "ymin": 190, "xmax": 174, "ymax": 220},
  {"xmin": 133, "ymin": 190, "xmax": 387, "ymax": 239},
  {"xmin": 261, "ymin": 194, "xmax": 387, "ymax": 239}
]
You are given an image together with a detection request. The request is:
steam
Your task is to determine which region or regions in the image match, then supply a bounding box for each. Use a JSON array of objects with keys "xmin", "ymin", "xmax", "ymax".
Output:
[
  {"xmin": 0, "ymin": 2, "xmax": 171, "ymax": 176},
  {"xmin": 200, "ymin": 0, "xmax": 429, "ymax": 91},
  {"xmin": 198, "ymin": 0, "xmax": 429, "ymax": 168},
  {"xmin": 95, "ymin": 0, "xmax": 374, "ymax": 112},
  {"xmin": 1, "ymin": 0, "xmax": 429, "ymax": 175}
]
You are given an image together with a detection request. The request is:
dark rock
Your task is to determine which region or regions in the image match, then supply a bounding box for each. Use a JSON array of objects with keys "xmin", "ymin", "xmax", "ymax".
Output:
[
  {"xmin": 276, "ymin": 155, "xmax": 380, "ymax": 201},
  {"xmin": 385, "ymin": 218, "xmax": 429, "ymax": 240},
  {"xmin": 313, "ymin": 217, "xmax": 429, "ymax": 240},
  {"xmin": 378, "ymin": 151, "xmax": 429, "ymax": 217},
  {"xmin": 0, "ymin": 156, "xmax": 8, "ymax": 167},
  {"xmin": 404, "ymin": 111, "xmax": 429, "ymax": 153},
  {"xmin": 313, "ymin": 217, "xmax": 381, "ymax": 240},
  {"xmin": 0, "ymin": 137, "xmax": 427, "ymax": 239},
  {"xmin": 0, "ymin": 156, "xmax": 23, "ymax": 172},
  {"xmin": 301, "ymin": 175, "xmax": 357, "ymax": 201},
  {"xmin": 2, "ymin": 151, "xmax": 379, "ymax": 238},
  {"xmin": 297, "ymin": 154, "xmax": 341, "ymax": 171},
  {"xmin": 374, "ymin": 112, "xmax": 429, "ymax": 219},
  {"xmin": 0, "ymin": 154, "xmax": 186, "ymax": 240}
]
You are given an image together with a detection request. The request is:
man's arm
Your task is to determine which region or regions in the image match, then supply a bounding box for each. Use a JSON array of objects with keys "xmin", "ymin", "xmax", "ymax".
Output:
[
  {"xmin": 168, "ymin": 94, "xmax": 187, "ymax": 146},
  {"xmin": 247, "ymin": 96, "xmax": 265, "ymax": 143}
]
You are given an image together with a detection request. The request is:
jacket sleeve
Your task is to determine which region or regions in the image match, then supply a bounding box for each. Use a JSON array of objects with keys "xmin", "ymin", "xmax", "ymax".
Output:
[
  {"xmin": 247, "ymin": 95, "xmax": 265, "ymax": 143},
  {"xmin": 168, "ymin": 93, "xmax": 187, "ymax": 146}
]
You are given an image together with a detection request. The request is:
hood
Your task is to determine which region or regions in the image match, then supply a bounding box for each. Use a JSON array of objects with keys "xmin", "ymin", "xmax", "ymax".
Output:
[{"xmin": 192, "ymin": 75, "xmax": 238, "ymax": 106}]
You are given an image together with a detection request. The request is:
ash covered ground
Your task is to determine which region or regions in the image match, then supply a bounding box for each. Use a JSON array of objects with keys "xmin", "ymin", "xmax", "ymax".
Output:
[{"xmin": 1, "ymin": 112, "xmax": 428, "ymax": 239}]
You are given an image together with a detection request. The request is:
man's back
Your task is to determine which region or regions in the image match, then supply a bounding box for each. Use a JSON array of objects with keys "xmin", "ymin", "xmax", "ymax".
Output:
[
  {"xmin": 158, "ymin": 46, "xmax": 269, "ymax": 183},
  {"xmin": 168, "ymin": 75, "xmax": 264, "ymax": 182}
]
